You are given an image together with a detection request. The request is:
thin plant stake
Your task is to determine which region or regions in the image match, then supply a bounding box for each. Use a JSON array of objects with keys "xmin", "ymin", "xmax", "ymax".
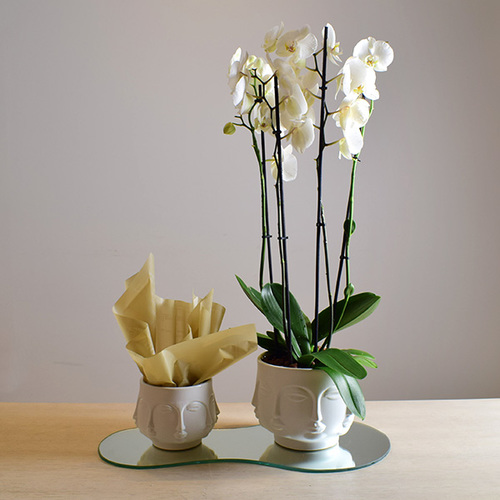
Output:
[
  {"xmin": 313, "ymin": 25, "xmax": 332, "ymax": 351},
  {"xmin": 273, "ymin": 73, "xmax": 292, "ymax": 360}
]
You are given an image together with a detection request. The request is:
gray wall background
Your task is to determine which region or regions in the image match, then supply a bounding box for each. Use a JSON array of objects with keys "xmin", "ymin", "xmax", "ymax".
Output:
[{"xmin": 1, "ymin": 0, "xmax": 499, "ymax": 403}]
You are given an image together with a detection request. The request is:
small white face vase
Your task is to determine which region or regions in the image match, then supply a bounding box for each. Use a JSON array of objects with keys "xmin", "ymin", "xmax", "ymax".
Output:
[
  {"xmin": 134, "ymin": 379, "xmax": 219, "ymax": 450},
  {"xmin": 252, "ymin": 356, "xmax": 354, "ymax": 451}
]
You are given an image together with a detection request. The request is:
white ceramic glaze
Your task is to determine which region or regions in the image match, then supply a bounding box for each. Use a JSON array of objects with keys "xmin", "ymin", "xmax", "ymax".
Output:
[
  {"xmin": 260, "ymin": 442, "xmax": 355, "ymax": 469},
  {"xmin": 134, "ymin": 379, "xmax": 219, "ymax": 450},
  {"xmin": 138, "ymin": 443, "xmax": 218, "ymax": 466},
  {"xmin": 252, "ymin": 355, "xmax": 354, "ymax": 451}
]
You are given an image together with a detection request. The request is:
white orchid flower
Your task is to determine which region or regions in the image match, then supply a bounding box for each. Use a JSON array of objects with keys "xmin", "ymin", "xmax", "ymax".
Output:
[
  {"xmin": 249, "ymin": 57, "xmax": 274, "ymax": 95},
  {"xmin": 247, "ymin": 57, "xmax": 274, "ymax": 111},
  {"xmin": 338, "ymin": 137, "xmax": 352, "ymax": 160},
  {"xmin": 263, "ymin": 22, "xmax": 284, "ymax": 53},
  {"xmin": 323, "ymin": 23, "xmax": 342, "ymax": 65},
  {"xmin": 335, "ymin": 96, "xmax": 370, "ymax": 131},
  {"xmin": 232, "ymin": 75, "xmax": 247, "ymax": 107},
  {"xmin": 342, "ymin": 126, "xmax": 364, "ymax": 157},
  {"xmin": 353, "ymin": 37, "xmax": 394, "ymax": 72},
  {"xmin": 251, "ymin": 102, "xmax": 273, "ymax": 133},
  {"xmin": 287, "ymin": 114, "xmax": 315, "ymax": 154},
  {"xmin": 232, "ymin": 55, "xmax": 274, "ymax": 114},
  {"xmin": 300, "ymin": 68, "xmax": 320, "ymax": 103},
  {"xmin": 243, "ymin": 55, "xmax": 275, "ymax": 84},
  {"xmin": 228, "ymin": 48, "xmax": 249, "ymax": 107},
  {"xmin": 281, "ymin": 82, "xmax": 309, "ymax": 127},
  {"xmin": 341, "ymin": 57, "xmax": 379, "ymax": 101},
  {"xmin": 272, "ymin": 58, "xmax": 299, "ymax": 92},
  {"xmin": 271, "ymin": 59, "xmax": 309, "ymax": 130},
  {"xmin": 274, "ymin": 57, "xmax": 318, "ymax": 124},
  {"xmin": 228, "ymin": 48, "xmax": 247, "ymax": 92},
  {"xmin": 270, "ymin": 144, "xmax": 298, "ymax": 182},
  {"xmin": 336, "ymin": 123, "xmax": 364, "ymax": 159},
  {"xmin": 275, "ymin": 26, "xmax": 318, "ymax": 65},
  {"xmin": 334, "ymin": 97, "xmax": 370, "ymax": 159}
]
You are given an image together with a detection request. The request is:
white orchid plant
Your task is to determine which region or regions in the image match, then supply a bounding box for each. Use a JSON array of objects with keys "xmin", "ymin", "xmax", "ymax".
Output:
[{"xmin": 225, "ymin": 23, "xmax": 394, "ymax": 419}]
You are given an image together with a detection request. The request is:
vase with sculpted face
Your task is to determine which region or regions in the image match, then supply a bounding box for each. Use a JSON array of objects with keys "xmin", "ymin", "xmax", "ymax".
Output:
[
  {"xmin": 134, "ymin": 379, "xmax": 219, "ymax": 450},
  {"xmin": 252, "ymin": 355, "xmax": 354, "ymax": 451}
]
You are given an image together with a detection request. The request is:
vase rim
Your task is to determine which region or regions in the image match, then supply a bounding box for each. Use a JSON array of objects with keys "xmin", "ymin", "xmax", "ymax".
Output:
[
  {"xmin": 140, "ymin": 378, "xmax": 212, "ymax": 389},
  {"xmin": 257, "ymin": 352, "xmax": 315, "ymax": 372}
]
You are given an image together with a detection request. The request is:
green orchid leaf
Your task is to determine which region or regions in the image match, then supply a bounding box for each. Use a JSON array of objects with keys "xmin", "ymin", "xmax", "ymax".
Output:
[
  {"xmin": 261, "ymin": 284, "xmax": 301, "ymax": 358},
  {"xmin": 336, "ymin": 292, "xmax": 381, "ymax": 331},
  {"xmin": 266, "ymin": 329, "xmax": 285, "ymax": 343},
  {"xmin": 317, "ymin": 365, "xmax": 366, "ymax": 419},
  {"xmin": 344, "ymin": 349, "xmax": 375, "ymax": 359},
  {"xmin": 312, "ymin": 292, "xmax": 381, "ymax": 340},
  {"xmin": 303, "ymin": 312, "xmax": 313, "ymax": 342},
  {"xmin": 261, "ymin": 284, "xmax": 287, "ymax": 333},
  {"xmin": 236, "ymin": 275, "xmax": 264, "ymax": 314},
  {"xmin": 257, "ymin": 333, "xmax": 276, "ymax": 351},
  {"xmin": 266, "ymin": 329, "xmax": 288, "ymax": 351},
  {"xmin": 261, "ymin": 283, "xmax": 310, "ymax": 357},
  {"xmin": 343, "ymin": 349, "xmax": 378, "ymax": 369},
  {"xmin": 298, "ymin": 353, "xmax": 315, "ymax": 367},
  {"xmin": 352, "ymin": 357, "xmax": 378, "ymax": 369},
  {"xmin": 268, "ymin": 284, "xmax": 309, "ymax": 343},
  {"xmin": 310, "ymin": 348, "xmax": 367, "ymax": 379}
]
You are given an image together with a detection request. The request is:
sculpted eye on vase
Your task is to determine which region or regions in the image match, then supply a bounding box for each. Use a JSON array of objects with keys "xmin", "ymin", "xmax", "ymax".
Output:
[{"xmin": 134, "ymin": 379, "xmax": 219, "ymax": 451}]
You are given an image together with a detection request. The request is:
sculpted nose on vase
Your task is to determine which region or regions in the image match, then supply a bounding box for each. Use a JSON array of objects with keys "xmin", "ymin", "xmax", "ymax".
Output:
[
  {"xmin": 309, "ymin": 401, "xmax": 326, "ymax": 434},
  {"xmin": 147, "ymin": 412, "xmax": 156, "ymax": 437},
  {"xmin": 174, "ymin": 409, "xmax": 188, "ymax": 440},
  {"xmin": 270, "ymin": 393, "xmax": 285, "ymax": 431}
]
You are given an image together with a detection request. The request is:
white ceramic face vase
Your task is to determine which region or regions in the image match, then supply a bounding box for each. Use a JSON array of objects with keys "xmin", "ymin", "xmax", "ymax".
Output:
[
  {"xmin": 252, "ymin": 356, "xmax": 354, "ymax": 451},
  {"xmin": 134, "ymin": 379, "xmax": 219, "ymax": 451}
]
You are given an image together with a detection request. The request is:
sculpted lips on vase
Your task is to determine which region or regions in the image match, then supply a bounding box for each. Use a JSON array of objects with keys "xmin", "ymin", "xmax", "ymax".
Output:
[
  {"xmin": 305, "ymin": 420, "xmax": 327, "ymax": 436},
  {"xmin": 174, "ymin": 429, "xmax": 188, "ymax": 440}
]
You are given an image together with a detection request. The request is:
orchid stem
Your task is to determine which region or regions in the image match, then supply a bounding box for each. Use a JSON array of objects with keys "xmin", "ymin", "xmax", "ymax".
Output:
[
  {"xmin": 261, "ymin": 130, "xmax": 273, "ymax": 285},
  {"xmin": 252, "ymin": 85, "xmax": 274, "ymax": 290},
  {"xmin": 320, "ymin": 205, "xmax": 334, "ymax": 347},
  {"xmin": 313, "ymin": 25, "xmax": 331, "ymax": 351},
  {"xmin": 250, "ymin": 127, "xmax": 267, "ymax": 290},
  {"xmin": 324, "ymin": 100, "xmax": 374, "ymax": 350}
]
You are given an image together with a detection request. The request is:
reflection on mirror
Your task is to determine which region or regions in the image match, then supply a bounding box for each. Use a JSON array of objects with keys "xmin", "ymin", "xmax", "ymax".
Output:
[
  {"xmin": 99, "ymin": 422, "xmax": 390, "ymax": 473},
  {"xmin": 138, "ymin": 443, "xmax": 218, "ymax": 466},
  {"xmin": 260, "ymin": 442, "xmax": 354, "ymax": 469}
]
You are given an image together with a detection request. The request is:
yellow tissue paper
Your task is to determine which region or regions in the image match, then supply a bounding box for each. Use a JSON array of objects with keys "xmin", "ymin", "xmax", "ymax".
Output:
[{"xmin": 113, "ymin": 254, "xmax": 257, "ymax": 386}]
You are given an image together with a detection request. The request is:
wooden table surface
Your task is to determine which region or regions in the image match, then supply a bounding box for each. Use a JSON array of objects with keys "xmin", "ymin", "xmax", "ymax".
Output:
[{"xmin": 1, "ymin": 399, "xmax": 499, "ymax": 499}]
